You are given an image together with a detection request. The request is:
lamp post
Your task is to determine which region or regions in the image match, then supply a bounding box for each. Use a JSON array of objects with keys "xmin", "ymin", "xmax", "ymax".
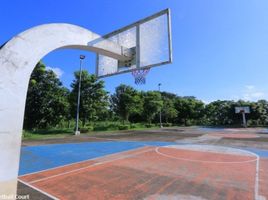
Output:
[
  {"xmin": 75, "ymin": 55, "xmax": 85, "ymax": 135},
  {"xmin": 158, "ymin": 83, "xmax": 163, "ymax": 128}
]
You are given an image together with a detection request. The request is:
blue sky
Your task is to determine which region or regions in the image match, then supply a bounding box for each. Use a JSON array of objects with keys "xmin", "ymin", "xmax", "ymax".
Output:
[{"xmin": 1, "ymin": 0, "xmax": 268, "ymax": 103}]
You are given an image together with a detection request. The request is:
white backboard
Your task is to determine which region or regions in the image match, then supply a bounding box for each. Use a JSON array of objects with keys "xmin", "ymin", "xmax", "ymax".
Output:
[
  {"xmin": 96, "ymin": 9, "xmax": 172, "ymax": 78},
  {"xmin": 235, "ymin": 106, "xmax": 250, "ymax": 114}
]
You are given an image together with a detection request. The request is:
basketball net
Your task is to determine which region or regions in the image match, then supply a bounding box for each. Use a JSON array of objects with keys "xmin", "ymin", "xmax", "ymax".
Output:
[{"xmin": 131, "ymin": 68, "xmax": 150, "ymax": 85}]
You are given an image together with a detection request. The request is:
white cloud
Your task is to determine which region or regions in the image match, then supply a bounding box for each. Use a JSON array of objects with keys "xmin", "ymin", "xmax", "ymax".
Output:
[
  {"xmin": 245, "ymin": 85, "xmax": 255, "ymax": 90},
  {"xmin": 46, "ymin": 66, "xmax": 64, "ymax": 78},
  {"xmin": 201, "ymin": 99, "xmax": 211, "ymax": 104},
  {"xmin": 242, "ymin": 85, "xmax": 265, "ymax": 101}
]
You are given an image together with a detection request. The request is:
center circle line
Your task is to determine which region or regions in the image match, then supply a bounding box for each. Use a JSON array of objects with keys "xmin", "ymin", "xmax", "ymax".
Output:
[{"xmin": 155, "ymin": 146, "xmax": 258, "ymax": 164}]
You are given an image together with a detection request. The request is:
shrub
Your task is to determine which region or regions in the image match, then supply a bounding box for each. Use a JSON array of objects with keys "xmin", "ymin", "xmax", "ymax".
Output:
[
  {"xmin": 80, "ymin": 128, "xmax": 89, "ymax": 133},
  {"xmin": 118, "ymin": 125, "xmax": 129, "ymax": 130},
  {"xmin": 163, "ymin": 123, "xmax": 172, "ymax": 127},
  {"xmin": 93, "ymin": 122, "xmax": 121, "ymax": 131},
  {"xmin": 130, "ymin": 124, "xmax": 139, "ymax": 129},
  {"xmin": 86, "ymin": 125, "xmax": 94, "ymax": 131},
  {"xmin": 22, "ymin": 130, "xmax": 32, "ymax": 139},
  {"xmin": 108, "ymin": 123, "xmax": 120, "ymax": 130},
  {"xmin": 145, "ymin": 124, "xmax": 154, "ymax": 128},
  {"xmin": 185, "ymin": 120, "xmax": 193, "ymax": 126},
  {"xmin": 93, "ymin": 125, "xmax": 108, "ymax": 131}
]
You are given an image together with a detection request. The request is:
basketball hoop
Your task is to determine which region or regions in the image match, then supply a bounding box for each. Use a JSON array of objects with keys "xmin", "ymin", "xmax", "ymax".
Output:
[{"xmin": 131, "ymin": 68, "xmax": 150, "ymax": 85}]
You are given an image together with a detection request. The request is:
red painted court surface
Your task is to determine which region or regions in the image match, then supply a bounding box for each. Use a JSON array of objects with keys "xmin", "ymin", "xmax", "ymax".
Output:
[
  {"xmin": 19, "ymin": 145, "xmax": 268, "ymax": 200},
  {"xmin": 210, "ymin": 133, "xmax": 259, "ymax": 139}
]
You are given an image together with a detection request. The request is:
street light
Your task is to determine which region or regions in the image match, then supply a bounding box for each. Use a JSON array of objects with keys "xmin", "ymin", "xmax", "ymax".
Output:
[
  {"xmin": 75, "ymin": 55, "xmax": 85, "ymax": 135},
  {"xmin": 158, "ymin": 83, "xmax": 163, "ymax": 128}
]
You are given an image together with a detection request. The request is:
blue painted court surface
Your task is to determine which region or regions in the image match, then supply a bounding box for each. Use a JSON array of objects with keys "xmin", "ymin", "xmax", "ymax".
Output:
[
  {"xmin": 19, "ymin": 141, "xmax": 268, "ymax": 176},
  {"xmin": 258, "ymin": 129, "xmax": 268, "ymax": 133},
  {"xmin": 198, "ymin": 127, "xmax": 226, "ymax": 132},
  {"xmin": 245, "ymin": 147, "xmax": 268, "ymax": 158},
  {"xmin": 19, "ymin": 141, "xmax": 174, "ymax": 175}
]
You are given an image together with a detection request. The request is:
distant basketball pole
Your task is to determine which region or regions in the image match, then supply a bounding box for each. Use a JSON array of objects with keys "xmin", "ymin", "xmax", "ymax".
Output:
[
  {"xmin": 75, "ymin": 55, "xmax": 85, "ymax": 135},
  {"xmin": 235, "ymin": 106, "xmax": 250, "ymax": 128},
  {"xmin": 242, "ymin": 112, "xmax": 247, "ymax": 128},
  {"xmin": 158, "ymin": 83, "xmax": 163, "ymax": 128}
]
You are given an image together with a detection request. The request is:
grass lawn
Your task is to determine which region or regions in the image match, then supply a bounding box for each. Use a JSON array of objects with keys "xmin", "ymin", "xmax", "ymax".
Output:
[{"xmin": 22, "ymin": 125, "xmax": 164, "ymax": 140}]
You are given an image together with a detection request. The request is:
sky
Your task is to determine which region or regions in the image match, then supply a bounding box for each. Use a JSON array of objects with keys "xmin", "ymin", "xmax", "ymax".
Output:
[{"xmin": 1, "ymin": 0, "xmax": 268, "ymax": 103}]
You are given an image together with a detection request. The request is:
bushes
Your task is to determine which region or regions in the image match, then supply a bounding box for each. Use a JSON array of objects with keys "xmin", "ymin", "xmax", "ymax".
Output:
[
  {"xmin": 155, "ymin": 123, "xmax": 173, "ymax": 127},
  {"xmin": 162, "ymin": 123, "xmax": 172, "ymax": 127},
  {"xmin": 91, "ymin": 122, "xmax": 164, "ymax": 131},
  {"xmin": 86, "ymin": 125, "xmax": 94, "ymax": 131},
  {"xmin": 80, "ymin": 128, "xmax": 90, "ymax": 133},
  {"xmin": 22, "ymin": 130, "xmax": 32, "ymax": 139},
  {"xmin": 108, "ymin": 123, "xmax": 121, "ymax": 130},
  {"xmin": 92, "ymin": 122, "xmax": 130, "ymax": 131},
  {"xmin": 145, "ymin": 124, "xmax": 154, "ymax": 128},
  {"xmin": 93, "ymin": 124, "xmax": 109, "ymax": 131},
  {"xmin": 23, "ymin": 122, "xmax": 173, "ymax": 136},
  {"xmin": 93, "ymin": 122, "xmax": 120, "ymax": 131},
  {"xmin": 130, "ymin": 124, "xmax": 139, "ymax": 129},
  {"xmin": 118, "ymin": 125, "xmax": 129, "ymax": 130}
]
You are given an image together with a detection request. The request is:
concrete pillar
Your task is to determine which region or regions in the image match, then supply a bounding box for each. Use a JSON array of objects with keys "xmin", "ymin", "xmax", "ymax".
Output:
[{"xmin": 0, "ymin": 23, "xmax": 126, "ymax": 198}]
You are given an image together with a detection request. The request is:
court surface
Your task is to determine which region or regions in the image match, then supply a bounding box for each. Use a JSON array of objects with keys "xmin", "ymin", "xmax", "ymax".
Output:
[{"xmin": 19, "ymin": 133, "xmax": 268, "ymax": 200}]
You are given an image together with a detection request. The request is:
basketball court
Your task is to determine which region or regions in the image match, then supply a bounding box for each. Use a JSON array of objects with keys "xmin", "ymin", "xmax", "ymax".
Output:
[
  {"xmin": 18, "ymin": 139, "xmax": 268, "ymax": 200},
  {"xmin": 1, "ymin": 6, "xmax": 268, "ymax": 200}
]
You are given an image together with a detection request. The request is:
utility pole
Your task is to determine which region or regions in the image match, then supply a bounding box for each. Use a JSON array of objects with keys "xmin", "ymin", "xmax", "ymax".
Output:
[
  {"xmin": 75, "ymin": 55, "xmax": 85, "ymax": 135},
  {"xmin": 158, "ymin": 83, "xmax": 163, "ymax": 128}
]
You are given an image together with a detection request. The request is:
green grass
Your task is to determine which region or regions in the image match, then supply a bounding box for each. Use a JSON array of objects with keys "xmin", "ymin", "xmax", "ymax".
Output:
[
  {"xmin": 22, "ymin": 129, "xmax": 73, "ymax": 140},
  {"xmin": 22, "ymin": 123, "xmax": 166, "ymax": 140}
]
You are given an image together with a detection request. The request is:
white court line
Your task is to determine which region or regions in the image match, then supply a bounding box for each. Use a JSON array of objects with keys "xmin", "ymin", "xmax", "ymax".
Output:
[
  {"xmin": 18, "ymin": 179, "xmax": 60, "ymax": 200},
  {"xmin": 255, "ymin": 155, "xmax": 260, "ymax": 200},
  {"xmin": 87, "ymin": 136, "xmax": 126, "ymax": 141},
  {"xmin": 155, "ymin": 145, "xmax": 260, "ymax": 200},
  {"xmin": 155, "ymin": 147, "xmax": 257, "ymax": 164},
  {"xmin": 28, "ymin": 148, "xmax": 153, "ymax": 184},
  {"xmin": 20, "ymin": 146, "xmax": 150, "ymax": 177}
]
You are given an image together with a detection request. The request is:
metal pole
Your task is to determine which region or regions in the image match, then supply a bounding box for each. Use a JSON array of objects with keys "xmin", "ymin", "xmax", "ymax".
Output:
[
  {"xmin": 242, "ymin": 112, "xmax": 247, "ymax": 128},
  {"xmin": 158, "ymin": 83, "xmax": 163, "ymax": 128},
  {"xmin": 75, "ymin": 55, "xmax": 85, "ymax": 135}
]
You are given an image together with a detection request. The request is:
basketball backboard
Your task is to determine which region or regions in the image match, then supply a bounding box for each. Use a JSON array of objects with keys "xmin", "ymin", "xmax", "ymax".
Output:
[
  {"xmin": 94, "ymin": 9, "xmax": 172, "ymax": 78},
  {"xmin": 235, "ymin": 106, "xmax": 250, "ymax": 114}
]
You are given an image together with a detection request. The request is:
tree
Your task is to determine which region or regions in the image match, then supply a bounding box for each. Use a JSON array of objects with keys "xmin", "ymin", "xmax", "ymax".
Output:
[
  {"xmin": 175, "ymin": 97, "xmax": 204, "ymax": 126},
  {"xmin": 24, "ymin": 62, "xmax": 69, "ymax": 129},
  {"xmin": 161, "ymin": 92, "xmax": 178, "ymax": 123},
  {"xmin": 162, "ymin": 98, "xmax": 178, "ymax": 123},
  {"xmin": 204, "ymin": 100, "xmax": 237, "ymax": 126},
  {"xmin": 142, "ymin": 91, "xmax": 163, "ymax": 123},
  {"xmin": 69, "ymin": 70, "xmax": 108, "ymax": 126},
  {"xmin": 110, "ymin": 84, "xmax": 142, "ymax": 123},
  {"xmin": 248, "ymin": 100, "xmax": 268, "ymax": 125}
]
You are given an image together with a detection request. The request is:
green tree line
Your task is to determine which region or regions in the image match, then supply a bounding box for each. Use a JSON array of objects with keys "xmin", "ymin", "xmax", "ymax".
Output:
[{"xmin": 23, "ymin": 62, "xmax": 268, "ymax": 130}]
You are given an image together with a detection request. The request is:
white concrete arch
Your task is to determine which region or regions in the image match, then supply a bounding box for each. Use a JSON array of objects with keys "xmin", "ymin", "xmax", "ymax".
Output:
[{"xmin": 0, "ymin": 23, "xmax": 129, "ymax": 197}]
